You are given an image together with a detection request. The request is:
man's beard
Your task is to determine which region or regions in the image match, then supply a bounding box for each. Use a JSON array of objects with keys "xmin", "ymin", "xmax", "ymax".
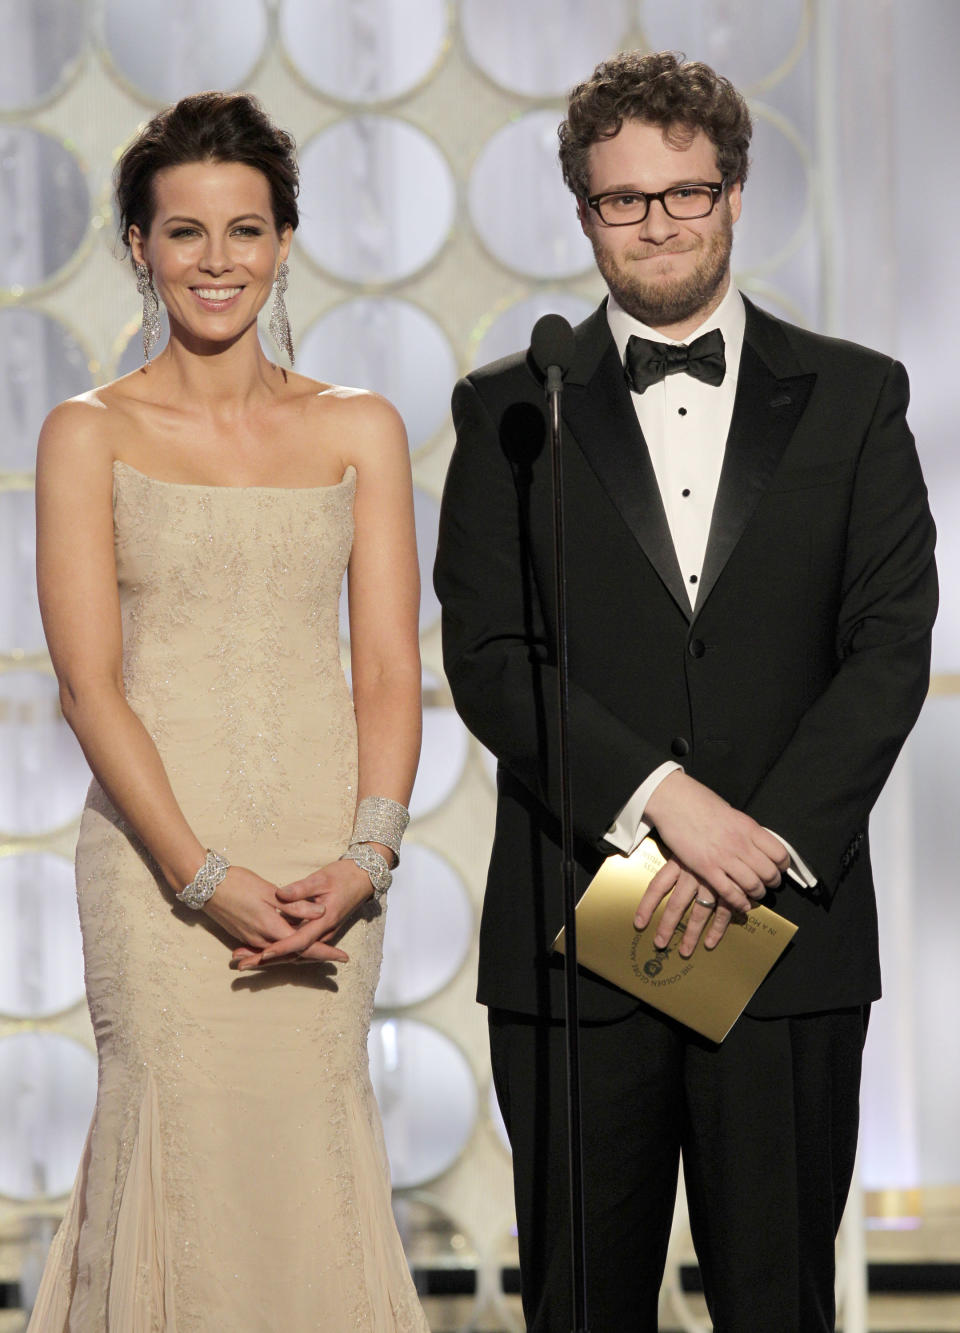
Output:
[{"xmin": 592, "ymin": 213, "xmax": 733, "ymax": 330}]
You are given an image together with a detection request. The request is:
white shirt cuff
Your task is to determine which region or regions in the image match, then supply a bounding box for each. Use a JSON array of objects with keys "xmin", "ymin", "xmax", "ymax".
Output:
[
  {"xmin": 765, "ymin": 830, "xmax": 818, "ymax": 888},
  {"xmin": 605, "ymin": 762, "xmax": 682, "ymax": 855},
  {"xmin": 606, "ymin": 770, "xmax": 819, "ymax": 888}
]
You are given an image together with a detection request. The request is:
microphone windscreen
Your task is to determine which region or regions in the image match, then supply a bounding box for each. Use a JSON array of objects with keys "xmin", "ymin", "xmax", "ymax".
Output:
[{"xmin": 530, "ymin": 313, "xmax": 575, "ymax": 378}]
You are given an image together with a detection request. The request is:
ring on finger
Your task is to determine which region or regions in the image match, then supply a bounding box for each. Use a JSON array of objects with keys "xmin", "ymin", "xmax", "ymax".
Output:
[{"xmin": 695, "ymin": 896, "xmax": 716, "ymax": 910}]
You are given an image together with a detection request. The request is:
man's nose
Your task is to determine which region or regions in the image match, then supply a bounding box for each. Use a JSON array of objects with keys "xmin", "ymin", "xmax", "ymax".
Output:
[{"xmin": 638, "ymin": 198, "xmax": 679, "ymax": 243}]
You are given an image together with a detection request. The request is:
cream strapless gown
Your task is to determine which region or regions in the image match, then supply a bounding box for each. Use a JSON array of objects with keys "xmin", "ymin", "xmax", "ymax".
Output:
[{"xmin": 28, "ymin": 462, "xmax": 428, "ymax": 1333}]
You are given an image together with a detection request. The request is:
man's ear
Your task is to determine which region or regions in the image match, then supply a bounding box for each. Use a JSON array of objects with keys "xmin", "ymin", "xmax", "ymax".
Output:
[
  {"xmin": 727, "ymin": 180, "xmax": 742, "ymax": 225},
  {"xmin": 577, "ymin": 196, "xmax": 593, "ymax": 238}
]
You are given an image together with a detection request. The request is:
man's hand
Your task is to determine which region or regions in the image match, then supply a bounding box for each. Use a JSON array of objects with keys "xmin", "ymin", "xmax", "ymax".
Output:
[
  {"xmin": 634, "ymin": 856, "xmax": 737, "ymax": 957},
  {"xmin": 643, "ymin": 770, "xmax": 789, "ymax": 912}
]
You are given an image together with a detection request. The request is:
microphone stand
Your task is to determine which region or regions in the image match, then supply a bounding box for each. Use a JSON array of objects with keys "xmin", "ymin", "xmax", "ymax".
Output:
[{"xmin": 545, "ymin": 359, "xmax": 590, "ymax": 1333}]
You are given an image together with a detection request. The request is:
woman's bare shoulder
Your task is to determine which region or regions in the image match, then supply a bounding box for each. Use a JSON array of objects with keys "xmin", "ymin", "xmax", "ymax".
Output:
[
  {"xmin": 40, "ymin": 391, "xmax": 108, "ymax": 448},
  {"xmin": 277, "ymin": 374, "xmax": 408, "ymax": 473},
  {"xmin": 280, "ymin": 371, "xmax": 398, "ymax": 422},
  {"xmin": 307, "ymin": 381, "xmax": 406, "ymax": 444},
  {"xmin": 43, "ymin": 371, "xmax": 155, "ymax": 428},
  {"xmin": 38, "ymin": 380, "xmax": 143, "ymax": 477}
]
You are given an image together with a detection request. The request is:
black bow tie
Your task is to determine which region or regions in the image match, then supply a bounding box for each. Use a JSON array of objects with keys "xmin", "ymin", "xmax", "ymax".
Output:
[{"xmin": 624, "ymin": 328, "xmax": 726, "ymax": 394}]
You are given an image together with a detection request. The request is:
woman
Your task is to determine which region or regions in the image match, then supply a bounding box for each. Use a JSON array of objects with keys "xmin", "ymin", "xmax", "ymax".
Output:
[{"xmin": 29, "ymin": 92, "xmax": 426, "ymax": 1331}]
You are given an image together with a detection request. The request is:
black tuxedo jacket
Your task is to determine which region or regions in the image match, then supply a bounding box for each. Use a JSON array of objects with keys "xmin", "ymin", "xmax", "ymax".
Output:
[{"xmin": 434, "ymin": 297, "xmax": 937, "ymax": 1021}]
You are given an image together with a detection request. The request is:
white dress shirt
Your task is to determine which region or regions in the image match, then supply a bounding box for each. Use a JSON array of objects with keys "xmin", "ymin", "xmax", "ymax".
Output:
[
  {"xmin": 601, "ymin": 285, "xmax": 816, "ymax": 888},
  {"xmin": 609, "ymin": 281, "xmax": 746, "ymax": 610}
]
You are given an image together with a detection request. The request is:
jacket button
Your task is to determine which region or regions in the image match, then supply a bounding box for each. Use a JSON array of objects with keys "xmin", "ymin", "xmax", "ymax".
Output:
[
  {"xmin": 671, "ymin": 737, "xmax": 690, "ymax": 757},
  {"xmin": 689, "ymin": 638, "xmax": 706, "ymax": 658}
]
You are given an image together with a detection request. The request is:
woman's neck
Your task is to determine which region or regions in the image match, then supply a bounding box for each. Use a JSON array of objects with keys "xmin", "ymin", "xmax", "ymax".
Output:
[{"xmin": 152, "ymin": 323, "xmax": 285, "ymax": 416}]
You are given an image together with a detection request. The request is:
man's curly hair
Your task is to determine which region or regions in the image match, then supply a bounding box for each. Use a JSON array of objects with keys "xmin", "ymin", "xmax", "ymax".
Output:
[{"xmin": 558, "ymin": 50, "xmax": 752, "ymax": 200}]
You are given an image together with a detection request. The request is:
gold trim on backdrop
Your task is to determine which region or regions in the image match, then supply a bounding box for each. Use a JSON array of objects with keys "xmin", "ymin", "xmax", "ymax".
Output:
[
  {"xmin": 0, "ymin": 841, "xmax": 75, "ymax": 862},
  {"xmin": 929, "ymin": 673, "xmax": 960, "ymax": 696},
  {"xmin": 734, "ymin": 101, "xmax": 816, "ymax": 282},
  {"xmin": 737, "ymin": 279, "xmax": 812, "ymax": 327},
  {"xmin": 107, "ymin": 311, "xmax": 162, "ymax": 378},
  {"xmin": 0, "ymin": 697, "xmax": 65, "ymax": 724},
  {"xmin": 0, "ymin": 654, "xmax": 54, "ymax": 675},
  {"xmin": 0, "ymin": 817, "xmax": 83, "ymax": 855},
  {"xmin": 0, "ymin": 473, "xmax": 35, "ymax": 492},
  {"xmin": 865, "ymin": 1187, "xmax": 924, "ymax": 1222},
  {"xmin": 91, "ymin": 172, "xmax": 124, "ymax": 258},
  {"xmin": 465, "ymin": 285, "xmax": 535, "ymax": 363},
  {"xmin": 0, "ymin": 1017, "xmax": 110, "ymax": 1064},
  {"xmin": 422, "ymin": 683, "xmax": 454, "ymax": 710},
  {"xmin": 0, "ymin": 1201, "xmax": 76, "ymax": 1228},
  {"xmin": 745, "ymin": 0, "xmax": 814, "ymax": 97},
  {"xmin": 464, "ymin": 284, "xmax": 599, "ymax": 371},
  {"xmin": 0, "ymin": 998, "xmax": 89, "ymax": 1029}
]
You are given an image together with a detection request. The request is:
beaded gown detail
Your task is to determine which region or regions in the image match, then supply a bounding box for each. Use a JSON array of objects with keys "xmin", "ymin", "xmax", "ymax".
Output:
[{"xmin": 29, "ymin": 462, "xmax": 428, "ymax": 1332}]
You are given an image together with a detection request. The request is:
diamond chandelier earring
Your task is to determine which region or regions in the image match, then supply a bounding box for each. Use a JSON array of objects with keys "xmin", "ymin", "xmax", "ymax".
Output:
[
  {"xmin": 135, "ymin": 262, "xmax": 161, "ymax": 365},
  {"xmin": 269, "ymin": 260, "xmax": 295, "ymax": 365}
]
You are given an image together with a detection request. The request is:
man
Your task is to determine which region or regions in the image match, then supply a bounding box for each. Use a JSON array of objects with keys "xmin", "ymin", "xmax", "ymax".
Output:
[{"xmin": 434, "ymin": 50, "xmax": 937, "ymax": 1333}]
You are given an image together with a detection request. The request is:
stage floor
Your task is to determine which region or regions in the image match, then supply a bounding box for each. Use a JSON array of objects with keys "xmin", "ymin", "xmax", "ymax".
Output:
[
  {"xmin": 416, "ymin": 1185, "xmax": 960, "ymax": 1331},
  {"xmin": 3, "ymin": 1188, "xmax": 958, "ymax": 1330}
]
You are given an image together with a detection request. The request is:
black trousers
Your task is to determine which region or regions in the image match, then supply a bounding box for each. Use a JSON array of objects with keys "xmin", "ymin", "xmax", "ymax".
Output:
[{"xmin": 489, "ymin": 1001, "xmax": 869, "ymax": 1333}]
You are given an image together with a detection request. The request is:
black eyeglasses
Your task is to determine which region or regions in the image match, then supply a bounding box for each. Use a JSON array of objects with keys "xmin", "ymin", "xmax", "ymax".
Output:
[{"xmin": 586, "ymin": 180, "xmax": 727, "ymax": 226}]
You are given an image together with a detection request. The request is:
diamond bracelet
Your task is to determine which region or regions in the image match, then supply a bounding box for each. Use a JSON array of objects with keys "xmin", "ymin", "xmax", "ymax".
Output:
[
  {"xmin": 339, "ymin": 843, "xmax": 392, "ymax": 901},
  {"xmin": 176, "ymin": 849, "xmax": 230, "ymax": 910},
  {"xmin": 350, "ymin": 796, "xmax": 410, "ymax": 864}
]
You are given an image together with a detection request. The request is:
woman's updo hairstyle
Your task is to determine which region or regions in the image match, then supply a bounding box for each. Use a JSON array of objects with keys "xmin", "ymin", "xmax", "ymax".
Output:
[{"xmin": 115, "ymin": 91, "xmax": 299, "ymax": 249}]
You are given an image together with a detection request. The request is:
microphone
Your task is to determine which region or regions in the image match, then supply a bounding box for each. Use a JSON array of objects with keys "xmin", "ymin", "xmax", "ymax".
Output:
[
  {"xmin": 530, "ymin": 313, "xmax": 575, "ymax": 394},
  {"xmin": 528, "ymin": 305, "xmax": 589, "ymax": 1333},
  {"xmin": 530, "ymin": 309, "xmax": 591, "ymax": 1328}
]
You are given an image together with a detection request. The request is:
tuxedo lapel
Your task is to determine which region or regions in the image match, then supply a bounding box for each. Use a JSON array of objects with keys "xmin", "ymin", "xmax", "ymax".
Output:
[
  {"xmin": 562, "ymin": 309, "xmax": 690, "ymax": 616},
  {"xmin": 694, "ymin": 305, "xmax": 816, "ymax": 615}
]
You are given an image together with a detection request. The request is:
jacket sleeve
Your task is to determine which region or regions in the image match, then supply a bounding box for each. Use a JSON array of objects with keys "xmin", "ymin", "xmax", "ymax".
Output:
[
  {"xmin": 745, "ymin": 358, "xmax": 938, "ymax": 894},
  {"xmin": 434, "ymin": 373, "xmax": 665, "ymax": 847}
]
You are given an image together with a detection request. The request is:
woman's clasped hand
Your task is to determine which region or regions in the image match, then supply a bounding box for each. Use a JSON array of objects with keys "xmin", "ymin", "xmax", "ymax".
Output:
[{"xmin": 217, "ymin": 859, "xmax": 378, "ymax": 969}]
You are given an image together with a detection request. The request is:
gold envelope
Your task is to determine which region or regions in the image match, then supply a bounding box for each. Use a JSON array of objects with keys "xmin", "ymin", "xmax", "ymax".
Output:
[{"xmin": 553, "ymin": 837, "xmax": 797, "ymax": 1043}]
